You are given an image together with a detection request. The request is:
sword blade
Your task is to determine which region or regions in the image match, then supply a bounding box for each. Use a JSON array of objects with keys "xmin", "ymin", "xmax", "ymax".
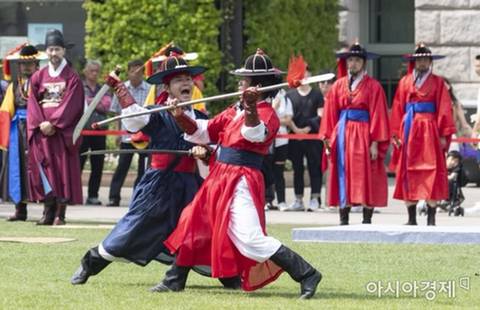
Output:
[
  {"xmin": 73, "ymin": 84, "xmax": 111, "ymax": 144},
  {"xmin": 92, "ymin": 73, "xmax": 336, "ymax": 128},
  {"xmin": 81, "ymin": 149, "xmax": 192, "ymax": 156}
]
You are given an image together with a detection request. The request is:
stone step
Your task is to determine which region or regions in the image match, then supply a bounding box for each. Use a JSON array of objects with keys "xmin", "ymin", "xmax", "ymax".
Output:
[{"xmin": 292, "ymin": 224, "xmax": 480, "ymax": 244}]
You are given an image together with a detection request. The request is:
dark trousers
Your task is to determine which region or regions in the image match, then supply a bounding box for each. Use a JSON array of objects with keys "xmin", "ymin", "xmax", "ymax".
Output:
[
  {"xmin": 108, "ymin": 142, "xmax": 146, "ymax": 203},
  {"xmin": 264, "ymin": 144, "xmax": 289, "ymax": 204},
  {"xmin": 80, "ymin": 135, "xmax": 106, "ymax": 198},
  {"xmin": 288, "ymin": 140, "xmax": 323, "ymax": 197}
]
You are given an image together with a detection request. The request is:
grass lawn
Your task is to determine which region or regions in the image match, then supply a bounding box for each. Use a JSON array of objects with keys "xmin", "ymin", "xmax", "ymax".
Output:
[{"xmin": 0, "ymin": 221, "xmax": 479, "ymax": 309}]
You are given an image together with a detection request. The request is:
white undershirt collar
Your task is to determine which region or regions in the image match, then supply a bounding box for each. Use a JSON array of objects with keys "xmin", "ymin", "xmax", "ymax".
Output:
[{"xmin": 48, "ymin": 58, "xmax": 67, "ymax": 78}]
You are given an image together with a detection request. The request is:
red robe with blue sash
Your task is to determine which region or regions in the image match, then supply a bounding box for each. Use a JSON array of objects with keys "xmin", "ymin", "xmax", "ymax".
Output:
[
  {"xmin": 390, "ymin": 73, "xmax": 456, "ymax": 201},
  {"xmin": 319, "ymin": 75, "xmax": 390, "ymax": 207}
]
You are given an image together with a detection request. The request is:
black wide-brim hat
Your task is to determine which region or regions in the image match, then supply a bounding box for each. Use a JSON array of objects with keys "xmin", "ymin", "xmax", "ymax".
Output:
[
  {"xmin": 44, "ymin": 29, "xmax": 74, "ymax": 49},
  {"xmin": 147, "ymin": 55, "xmax": 206, "ymax": 85},
  {"xmin": 336, "ymin": 42, "xmax": 379, "ymax": 60},
  {"xmin": 231, "ymin": 48, "xmax": 285, "ymax": 76},
  {"xmin": 403, "ymin": 44, "xmax": 445, "ymax": 61}
]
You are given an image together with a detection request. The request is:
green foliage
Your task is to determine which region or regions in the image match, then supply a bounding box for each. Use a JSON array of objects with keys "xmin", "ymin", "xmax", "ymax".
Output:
[
  {"xmin": 243, "ymin": 0, "xmax": 338, "ymax": 74},
  {"xmin": 83, "ymin": 0, "xmax": 222, "ymax": 97}
]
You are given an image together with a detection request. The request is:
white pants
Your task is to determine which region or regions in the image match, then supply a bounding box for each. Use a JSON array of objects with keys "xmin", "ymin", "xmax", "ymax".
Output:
[{"xmin": 227, "ymin": 177, "xmax": 282, "ymax": 263}]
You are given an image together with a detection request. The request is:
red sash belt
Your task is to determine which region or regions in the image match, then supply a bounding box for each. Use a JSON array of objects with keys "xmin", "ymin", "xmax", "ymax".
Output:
[{"xmin": 151, "ymin": 153, "xmax": 196, "ymax": 173}]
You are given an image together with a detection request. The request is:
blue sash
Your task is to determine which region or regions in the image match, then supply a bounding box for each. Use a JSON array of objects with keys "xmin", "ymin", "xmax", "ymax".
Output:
[
  {"xmin": 403, "ymin": 102, "xmax": 436, "ymax": 147},
  {"xmin": 8, "ymin": 108, "xmax": 27, "ymax": 204},
  {"xmin": 217, "ymin": 146, "xmax": 264, "ymax": 170},
  {"xmin": 401, "ymin": 102, "xmax": 436, "ymax": 190},
  {"xmin": 336, "ymin": 109, "xmax": 369, "ymax": 208}
]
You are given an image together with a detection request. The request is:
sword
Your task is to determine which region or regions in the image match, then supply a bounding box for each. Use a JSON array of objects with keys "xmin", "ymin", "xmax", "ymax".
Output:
[
  {"xmin": 73, "ymin": 66, "xmax": 122, "ymax": 144},
  {"xmin": 81, "ymin": 149, "xmax": 192, "ymax": 156},
  {"xmin": 92, "ymin": 73, "xmax": 335, "ymax": 128}
]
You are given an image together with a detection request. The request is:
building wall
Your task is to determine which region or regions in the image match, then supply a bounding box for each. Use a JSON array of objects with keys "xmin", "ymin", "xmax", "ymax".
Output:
[
  {"xmin": 0, "ymin": 1, "xmax": 85, "ymax": 64},
  {"xmin": 415, "ymin": 0, "xmax": 480, "ymax": 101},
  {"xmin": 337, "ymin": 0, "xmax": 480, "ymax": 102}
]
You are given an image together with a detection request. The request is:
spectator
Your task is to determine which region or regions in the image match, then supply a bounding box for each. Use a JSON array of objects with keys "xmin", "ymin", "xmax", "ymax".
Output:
[
  {"xmin": 443, "ymin": 78, "xmax": 472, "ymax": 140},
  {"xmin": 471, "ymin": 55, "xmax": 480, "ymax": 137},
  {"xmin": 264, "ymin": 88, "xmax": 293, "ymax": 211},
  {"xmin": 107, "ymin": 59, "xmax": 151, "ymax": 206},
  {"xmin": 79, "ymin": 59, "xmax": 112, "ymax": 205},
  {"xmin": 317, "ymin": 69, "xmax": 336, "ymax": 97},
  {"xmin": 284, "ymin": 67, "xmax": 324, "ymax": 211}
]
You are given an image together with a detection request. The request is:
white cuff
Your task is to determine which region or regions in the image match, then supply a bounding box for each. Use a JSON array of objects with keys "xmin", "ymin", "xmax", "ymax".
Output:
[
  {"xmin": 184, "ymin": 118, "xmax": 211, "ymax": 144},
  {"xmin": 121, "ymin": 104, "xmax": 151, "ymax": 132},
  {"xmin": 241, "ymin": 121, "xmax": 267, "ymax": 142}
]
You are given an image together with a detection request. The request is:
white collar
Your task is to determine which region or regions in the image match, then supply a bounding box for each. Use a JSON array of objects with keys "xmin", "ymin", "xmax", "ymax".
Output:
[
  {"xmin": 413, "ymin": 68, "xmax": 432, "ymax": 88},
  {"xmin": 48, "ymin": 58, "xmax": 67, "ymax": 78},
  {"xmin": 348, "ymin": 70, "xmax": 366, "ymax": 91}
]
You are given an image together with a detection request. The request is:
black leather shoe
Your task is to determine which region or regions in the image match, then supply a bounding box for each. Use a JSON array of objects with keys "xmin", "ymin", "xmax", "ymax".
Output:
[
  {"xmin": 218, "ymin": 276, "xmax": 242, "ymax": 290},
  {"xmin": 71, "ymin": 265, "xmax": 90, "ymax": 285},
  {"xmin": 86, "ymin": 197, "xmax": 102, "ymax": 205},
  {"xmin": 151, "ymin": 262, "xmax": 190, "ymax": 293},
  {"xmin": 106, "ymin": 200, "xmax": 119, "ymax": 207}
]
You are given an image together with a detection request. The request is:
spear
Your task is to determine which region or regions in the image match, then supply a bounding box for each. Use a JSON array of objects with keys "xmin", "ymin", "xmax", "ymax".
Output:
[
  {"xmin": 81, "ymin": 149, "xmax": 192, "ymax": 156},
  {"xmin": 92, "ymin": 55, "xmax": 334, "ymax": 129}
]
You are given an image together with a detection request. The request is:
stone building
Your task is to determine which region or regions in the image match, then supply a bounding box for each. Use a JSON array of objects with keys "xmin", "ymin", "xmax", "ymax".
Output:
[{"xmin": 339, "ymin": 0, "xmax": 480, "ymax": 105}]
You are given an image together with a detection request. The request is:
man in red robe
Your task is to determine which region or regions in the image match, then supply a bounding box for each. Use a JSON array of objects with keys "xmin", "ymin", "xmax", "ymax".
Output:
[
  {"xmin": 150, "ymin": 49, "xmax": 321, "ymax": 299},
  {"xmin": 27, "ymin": 29, "xmax": 84, "ymax": 225},
  {"xmin": 390, "ymin": 43, "xmax": 456, "ymax": 226},
  {"xmin": 319, "ymin": 42, "xmax": 390, "ymax": 225}
]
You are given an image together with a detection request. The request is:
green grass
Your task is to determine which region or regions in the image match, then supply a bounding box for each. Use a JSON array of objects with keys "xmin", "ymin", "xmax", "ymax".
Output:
[{"xmin": 0, "ymin": 221, "xmax": 479, "ymax": 309}]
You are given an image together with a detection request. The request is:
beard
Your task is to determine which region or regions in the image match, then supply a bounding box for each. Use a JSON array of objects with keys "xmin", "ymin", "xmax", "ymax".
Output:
[{"xmin": 49, "ymin": 56, "xmax": 63, "ymax": 67}]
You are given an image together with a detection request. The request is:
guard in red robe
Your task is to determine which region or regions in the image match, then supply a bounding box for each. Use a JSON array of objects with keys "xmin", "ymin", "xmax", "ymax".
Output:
[
  {"xmin": 27, "ymin": 29, "xmax": 84, "ymax": 225},
  {"xmin": 151, "ymin": 49, "xmax": 322, "ymax": 299},
  {"xmin": 319, "ymin": 42, "xmax": 390, "ymax": 225},
  {"xmin": 390, "ymin": 43, "xmax": 456, "ymax": 226}
]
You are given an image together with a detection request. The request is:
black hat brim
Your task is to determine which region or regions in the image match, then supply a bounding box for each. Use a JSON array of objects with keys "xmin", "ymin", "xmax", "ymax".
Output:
[
  {"xmin": 147, "ymin": 66, "xmax": 206, "ymax": 85},
  {"xmin": 403, "ymin": 54, "xmax": 445, "ymax": 61},
  {"xmin": 230, "ymin": 69, "xmax": 285, "ymax": 77},
  {"xmin": 336, "ymin": 51, "xmax": 380, "ymax": 60}
]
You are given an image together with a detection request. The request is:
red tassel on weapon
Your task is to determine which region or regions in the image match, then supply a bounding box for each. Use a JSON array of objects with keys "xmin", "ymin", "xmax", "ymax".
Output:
[{"xmin": 287, "ymin": 54, "xmax": 307, "ymax": 88}]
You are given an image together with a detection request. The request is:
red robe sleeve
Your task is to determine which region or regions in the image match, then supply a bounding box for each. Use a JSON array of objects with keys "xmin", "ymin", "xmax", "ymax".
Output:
[
  {"xmin": 435, "ymin": 77, "xmax": 456, "ymax": 138},
  {"xmin": 368, "ymin": 79, "xmax": 390, "ymax": 144},
  {"xmin": 27, "ymin": 71, "xmax": 47, "ymax": 143},
  {"xmin": 390, "ymin": 76, "xmax": 408, "ymax": 139},
  {"xmin": 318, "ymin": 83, "xmax": 339, "ymax": 140},
  {"xmin": 207, "ymin": 106, "xmax": 234, "ymax": 143}
]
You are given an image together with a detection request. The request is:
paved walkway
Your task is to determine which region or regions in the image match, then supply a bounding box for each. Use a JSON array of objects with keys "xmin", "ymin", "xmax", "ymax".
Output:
[{"xmin": 1, "ymin": 179, "xmax": 479, "ymax": 226}]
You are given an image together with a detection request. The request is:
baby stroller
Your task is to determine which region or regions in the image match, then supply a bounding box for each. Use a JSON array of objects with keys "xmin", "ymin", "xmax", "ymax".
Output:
[{"xmin": 439, "ymin": 150, "xmax": 467, "ymax": 216}]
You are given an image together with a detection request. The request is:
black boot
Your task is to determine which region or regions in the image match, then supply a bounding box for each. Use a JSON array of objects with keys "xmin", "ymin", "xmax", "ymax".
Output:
[
  {"xmin": 150, "ymin": 262, "xmax": 191, "ymax": 292},
  {"xmin": 37, "ymin": 198, "xmax": 57, "ymax": 225},
  {"xmin": 218, "ymin": 276, "xmax": 242, "ymax": 290},
  {"xmin": 270, "ymin": 245, "xmax": 322, "ymax": 299},
  {"xmin": 7, "ymin": 202, "xmax": 27, "ymax": 221},
  {"xmin": 427, "ymin": 206, "xmax": 436, "ymax": 226},
  {"xmin": 53, "ymin": 204, "xmax": 66, "ymax": 226},
  {"xmin": 405, "ymin": 205, "xmax": 417, "ymax": 225},
  {"xmin": 339, "ymin": 207, "xmax": 350, "ymax": 225},
  {"xmin": 362, "ymin": 207, "xmax": 374, "ymax": 224},
  {"xmin": 71, "ymin": 246, "xmax": 111, "ymax": 285}
]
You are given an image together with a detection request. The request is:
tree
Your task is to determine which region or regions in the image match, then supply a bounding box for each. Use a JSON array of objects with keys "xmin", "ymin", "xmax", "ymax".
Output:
[{"xmin": 84, "ymin": 0, "xmax": 222, "ymax": 96}]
